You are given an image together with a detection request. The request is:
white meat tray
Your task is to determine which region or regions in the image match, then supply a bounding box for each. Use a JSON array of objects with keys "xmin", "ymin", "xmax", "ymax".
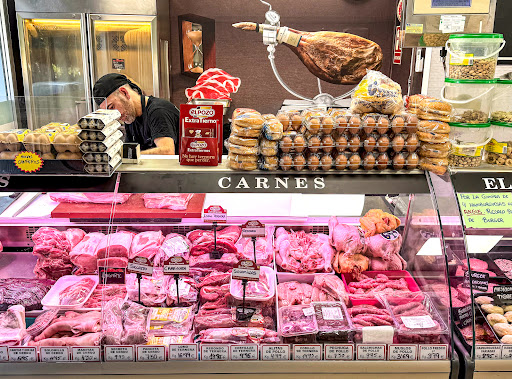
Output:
[{"xmin": 42, "ymin": 275, "xmax": 99, "ymax": 310}]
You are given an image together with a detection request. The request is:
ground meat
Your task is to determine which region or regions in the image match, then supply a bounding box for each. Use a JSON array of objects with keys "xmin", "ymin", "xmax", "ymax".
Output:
[{"xmin": 494, "ymin": 259, "xmax": 512, "ymax": 279}]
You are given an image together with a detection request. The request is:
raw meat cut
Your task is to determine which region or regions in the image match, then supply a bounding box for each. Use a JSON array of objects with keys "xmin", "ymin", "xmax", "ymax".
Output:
[
  {"xmin": 277, "ymin": 281, "xmax": 313, "ymax": 307},
  {"xmin": 0, "ymin": 305, "xmax": 26, "ymax": 346},
  {"xmin": 49, "ymin": 192, "xmax": 132, "ymax": 204},
  {"xmin": 365, "ymin": 231, "xmax": 403, "ymax": 261},
  {"xmin": 64, "ymin": 228, "xmax": 86, "ymax": 249},
  {"xmin": 187, "ymin": 225, "xmax": 241, "ymax": 245},
  {"xmin": 97, "ymin": 257, "xmax": 128, "ymax": 268},
  {"xmin": 154, "ymin": 233, "xmax": 191, "ymax": 266},
  {"xmin": 360, "ymin": 209, "xmax": 401, "ymax": 237},
  {"xmin": 34, "ymin": 258, "xmax": 73, "ymax": 281},
  {"xmin": 311, "ymin": 274, "xmax": 348, "ymax": 304},
  {"xmin": 142, "ymin": 193, "xmax": 193, "ymax": 210},
  {"xmin": 279, "ymin": 305, "xmax": 319, "ymax": 336},
  {"xmin": 235, "ymin": 230, "xmax": 273, "ymax": 266},
  {"xmin": 166, "ymin": 276, "xmax": 198, "ymax": 306},
  {"xmin": 332, "ymin": 252, "xmax": 369, "ymax": 277},
  {"xmin": 32, "ymin": 227, "xmax": 70, "ymax": 250},
  {"xmin": 347, "ymin": 303, "xmax": 393, "ymax": 336},
  {"xmin": 102, "ymin": 298, "xmax": 124, "ymax": 345},
  {"xmin": 463, "ymin": 258, "xmax": 488, "ymax": 271},
  {"xmin": 200, "ymin": 284, "xmax": 231, "ymax": 310},
  {"xmin": 329, "ymin": 217, "xmax": 365, "ymax": 256},
  {"xmin": 0, "ymin": 278, "xmax": 54, "ymax": 311},
  {"xmin": 127, "ymin": 269, "xmax": 166, "ymax": 307},
  {"xmin": 70, "ymin": 232, "xmax": 104, "ymax": 274},
  {"xmin": 199, "ymin": 327, "xmax": 279, "ymax": 344},
  {"xmin": 26, "ymin": 310, "xmax": 59, "ymax": 337},
  {"xmin": 313, "ymin": 302, "xmax": 350, "ymax": 333},
  {"xmin": 96, "ymin": 231, "xmax": 135, "ymax": 259},
  {"xmin": 33, "ymin": 311, "xmax": 101, "ymax": 341},
  {"xmin": 83, "ymin": 285, "xmax": 127, "ymax": 308},
  {"xmin": 29, "ymin": 332, "xmax": 102, "ymax": 346},
  {"xmin": 347, "ymin": 273, "xmax": 411, "ymax": 296},
  {"xmin": 196, "ymin": 68, "xmax": 241, "ymax": 93},
  {"xmin": 197, "ymin": 271, "xmax": 231, "ymax": 288},
  {"xmin": 190, "ymin": 240, "xmax": 237, "ymax": 257},
  {"xmin": 129, "ymin": 231, "xmax": 164, "ymax": 260},
  {"xmin": 102, "ymin": 299, "xmax": 150, "ymax": 345},
  {"xmin": 185, "ymin": 83, "xmax": 232, "ymax": 101},
  {"xmin": 494, "ymin": 259, "xmax": 512, "ymax": 279},
  {"xmin": 59, "ymin": 277, "xmax": 96, "ymax": 305},
  {"xmin": 189, "ymin": 252, "xmax": 238, "ymax": 270},
  {"xmin": 194, "ymin": 310, "xmax": 274, "ymax": 332},
  {"xmin": 455, "ymin": 265, "xmax": 496, "ymax": 277},
  {"xmin": 231, "ymin": 268, "xmax": 274, "ymax": 300}
]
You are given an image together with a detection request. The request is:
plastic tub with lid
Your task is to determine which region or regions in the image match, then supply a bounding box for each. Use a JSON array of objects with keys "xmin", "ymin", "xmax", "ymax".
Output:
[
  {"xmin": 442, "ymin": 78, "xmax": 495, "ymax": 124},
  {"xmin": 491, "ymin": 79, "xmax": 512, "ymax": 124},
  {"xmin": 485, "ymin": 122, "xmax": 512, "ymax": 168},
  {"xmin": 446, "ymin": 34, "xmax": 505, "ymax": 80},
  {"xmin": 448, "ymin": 122, "xmax": 492, "ymax": 168}
]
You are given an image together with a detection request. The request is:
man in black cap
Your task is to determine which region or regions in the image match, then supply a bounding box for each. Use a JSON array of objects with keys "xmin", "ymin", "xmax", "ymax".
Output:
[{"xmin": 93, "ymin": 73, "xmax": 179, "ymax": 155}]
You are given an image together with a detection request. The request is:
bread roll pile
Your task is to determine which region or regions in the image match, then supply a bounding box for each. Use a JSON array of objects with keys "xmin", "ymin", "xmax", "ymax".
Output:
[
  {"xmin": 259, "ymin": 114, "xmax": 283, "ymax": 170},
  {"xmin": 227, "ymin": 108, "xmax": 264, "ymax": 171}
]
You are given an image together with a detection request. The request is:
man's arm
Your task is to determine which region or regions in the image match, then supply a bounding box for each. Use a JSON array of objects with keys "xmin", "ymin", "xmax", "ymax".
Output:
[{"xmin": 141, "ymin": 137, "xmax": 175, "ymax": 155}]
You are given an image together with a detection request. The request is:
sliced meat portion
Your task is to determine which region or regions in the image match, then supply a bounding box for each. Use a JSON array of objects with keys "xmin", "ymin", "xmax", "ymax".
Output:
[
  {"xmin": 70, "ymin": 232, "xmax": 104, "ymax": 275},
  {"xmin": 96, "ymin": 231, "xmax": 135, "ymax": 259}
]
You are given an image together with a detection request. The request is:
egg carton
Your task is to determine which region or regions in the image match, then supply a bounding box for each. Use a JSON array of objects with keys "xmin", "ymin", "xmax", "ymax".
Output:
[
  {"xmin": 80, "ymin": 130, "xmax": 123, "ymax": 153},
  {"xmin": 335, "ymin": 113, "xmax": 419, "ymax": 136},
  {"xmin": 82, "ymin": 139, "xmax": 123, "ymax": 164},
  {"xmin": 84, "ymin": 153, "xmax": 121, "ymax": 175},
  {"xmin": 0, "ymin": 129, "xmax": 29, "ymax": 152},
  {"xmin": 78, "ymin": 120, "xmax": 120, "ymax": 141},
  {"xmin": 78, "ymin": 109, "xmax": 121, "ymax": 130}
]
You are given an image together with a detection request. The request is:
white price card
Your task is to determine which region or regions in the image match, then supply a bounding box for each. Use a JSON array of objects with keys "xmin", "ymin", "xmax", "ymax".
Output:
[
  {"xmin": 169, "ymin": 344, "xmax": 198, "ymax": 361},
  {"xmin": 71, "ymin": 347, "xmax": 100, "ymax": 362},
  {"xmin": 230, "ymin": 345, "xmax": 258, "ymax": 360},
  {"xmin": 201, "ymin": 345, "xmax": 229, "ymax": 361},
  {"xmin": 105, "ymin": 346, "xmax": 134, "ymax": 362},
  {"xmin": 419, "ymin": 345, "xmax": 448, "ymax": 360},
  {"xmin": 324, "ymin": 344, "xmax": 354, "ymax": 361},
  {"xmin": 0, "ymin": 346, "xmax": 8, "ymax": 362},
  {"xmin": 357, "ymin": 344, "xmax": 386, "ymax": 360},
  {"xmin": 40, "ymin": 347, "xmax": 69, "ymax": 362},
  {"xmin": 388, "ymin": 345, "xmax": 417, "ymax": 361},
  {"xmin": 293, "ymin": 345, "xmax": 322, "ymax": 361},
  {"xmin": 136, "ymin": 346, "xmax": 166, "ymax": 362},
  {"xmin": 401, "ymin": 315, "xmax": 436, "ymax": 329},
  {"xmin": 502, "ymin": 345, "xmax": 512, "ymax": 359},
  {"xmin": 476, "ymin": 345, "xmax": 502, "ymax": 360},
  {"xmin": 261, "ymin": 345, "xmax": 290, "ymax": 361},
  {"xmin": 8, "ymin": 347, "xmax": 37, "ymax": 362},
  {"xmin": 203, "ymin": 205, "xmax": 227, "ymax": 223}
]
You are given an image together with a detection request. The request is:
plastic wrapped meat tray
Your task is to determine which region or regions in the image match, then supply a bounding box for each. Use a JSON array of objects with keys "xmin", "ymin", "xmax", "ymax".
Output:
[
  {"xmin": 313, "ymin": 301, "xmax": 354, "ymax": 343},
  {"xmin": 278, "ymin": 304, "xmax": 319, "ymax": 337}
]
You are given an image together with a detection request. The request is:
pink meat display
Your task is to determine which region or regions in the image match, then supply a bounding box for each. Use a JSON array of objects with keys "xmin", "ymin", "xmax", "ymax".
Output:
[
  {"xmin": 97, "ymin": 257, "xmax": 129, "ymax": 268},
  {"xmin": 64, "ymin": 229, "xmax": 87, "ymax": 249},
  {"xmin": 200, "ymin": 284, "xmax": 231, "ymax": 310},
  {"xmin": 26, "ymin": 310, "xmax": 58, "ymax": 338},
  {"xmin": 347, "ymin": 273, "xmax": 411, "ymax": 296},
  {"xmin": 494, "ymin": 259, "xmax": 512, "ymax": 279},
  {"xmin": 0, "ymin": 305, "xmax": 26, "ymax": 346},
  {"xmin": 311, "ymin": 274, "xmax": 348, "ymax": 304},
  {"xmin": 96, "ymin": 231, "xmax": 135, "ymax": 259},
  {"xmin": 427, "ymin": 283, "xmax": 470, "ymax": 308},
  {"xmin": 347, "ymin": 303, "xmax": 394, "ymax": 329},
  {"xmin": 275, "ymin": 228, "xmax": 334, "ymax": 274},
  {"xmin": 49, "ymin": 193, "xmax": 132, "ymax": 204},
  {"xmin": 166, "ymin": 276, "xmax": 198, "ymax": 306},
  {"xmin": 83, "ymin": 285, "xmax": 127, "ymax": 308},
  {"xmin": 194, "ymin": 306, "xmax": 274, "ymax": 332},
  {"xmin": 0, "ymin": 278, "xmax": 54, "ymax": 311},
  {"xmin": 279, "ymin": 305, "xmax": 319, "ymax": 337},
  {"xmin": 142, "ymin": 193, "xmax": 193, "ymax": 210},
  {"xmin": 30, "ymin": 332, "xmax": 102, "ymax": 347},
  {"xmin": 365, "ymin": 231, "xmax": 403, "ymax": 261},
  {"xmin": 197, "ymin": 271, "xmax": 231, "ymax": 288},
  {"xmin": 187, "ymin": 225, "xmax": 241, "ymax": 258},
  {"xmin": 235, "ymin": 233, "xmax": 273, "ymax": 267},
  {"xmin": 185, "ymin": 68, "xmax": 241, "ymax": 101},
  {"xmin": 129, "ymin": 231, "xmax": 164, "ymax": 260},
  {"xmin": 277, "ymin": 281, "xmax": 313, "ymax": 307},
  {"xmin": 70, "ymin": 232, "xmax": 104, "ymax": 275},
  {"xmin": 189, "ymin": 253, "xmax": 238, "ymax": 271},
  {"xmin": 329, "ymin": 217, "xmax": 365, "ymax": 256},
  {"xmin": 102, "ymin": 299, "xmax": 150, "ymax": 345},
  {"xmin": 369, "ymin": 254, "xmax": 407, "ymax": 271},
  {"xmin": 149, "ymin": 306, "xmax": 195, "ymax": 337},
  {"xmin": 33, "ymin": 311, "xmax": 101, "ymax": 342},
  {"xmin": 59, "ymin": 277, "xmax": 97, "ymax": 305},
  {"xmin": 198, "ymin": 327, "xmax": 279, "ymax": 344},
  {"xmin": 126, "ymin": 269, "xmax": 166, "ymax": 307},
  {"xmin": 32, "ymin": 227, "xmax": 71, "ymax": 250},
  {"xmin": 153, "ymin": 233, "xmax": 191, "ymax": 266},
  {"xmin": 231, "ymin": 269, "xmax": 273, "ymax": 300}
]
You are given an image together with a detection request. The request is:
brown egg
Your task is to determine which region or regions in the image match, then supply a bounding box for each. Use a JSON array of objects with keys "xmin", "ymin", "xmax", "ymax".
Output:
[
  {"xmin": 364, "ymin": 135, "xmax": 377, "ymax": 152},
  {"xmin": 308, "ymin": 118, "xmax": 321, "ymax": 134},
  {"xmin": 321, "ymin": 116, "xmax": 334, "ymax": 134},
  {"xmin": 391, "ymin": 116, "xmax": 405, "ymax": 134},
  {"xmin": 308, "ymin": 154, "xmax": 320, "ymax": 171},
  {"xmin": 41, "ymin": 152, "xmax": 55, "ymax": 160},
  {"xmin": 393, "ymin": 153, "xmax": 406, "ymax": 170},
  {"xmin": 280, "ymin": 154, "xmax": 293, "ymax": 171},
  {"xmin": 349, "ymin": 154, "xmax": 361, "ymax": 170},
  {"xmin": 363, "ymin": 116, "xmax": 376, "ymax": 135},
  {"xmin": 348, "ymin": 116, "xmax": 361, "ymax": 135},
  {"xmin": 405, "ymin": 134, "xmax": 419, "ymax": 152},
  {"xmin": 392, "ymin": 135, "xmax": 405, "ymax": 152},
  {"xmin": 406, "ymin": 152, "xmax": 419, "ymax": 170},
  {"xmin": 335, "ymin": 154, "xmax": 348, "ymax": 170},
  {"xmin": 376, "ymin": 153, "xmax": 389, "ymax": 170},
  {"xmin": 280, "ymin": 136, "xmax": 293, "ymax": 153},
  {"xmin": 294, "ymin": 135, "xmax": 306, "ymax": 153},
  {"xmin": 321, "ymin": 135, "xmax": 335, "ymax": 153},
  {"xmin": 335, "ymin": 135, "xmax": 348, "ymax": 152},
  {"xmin": 291, "ymin": 114, "xmax": 302, "ymax": 130},
  {"xmin": 336, "ymin": 116, "xmax": 348, "ymax": 133},
  {"xmin": 277, "ymin": 113, "xmax": 290, "ymax": 129},
  {"xmin": 294, "ymin": 154, "xmax": 306, "ymax": 171},
  {"xmin": 320, "ymin": 155, "xmax": 333, "ymax": 171},
  {"xmin": 308, "ymin": 135, "xmax": 321, "ymax": 153},
  {"xmin": 406, "ymin": 114, "xmax": 419, "ymax": 133},
  {"xmin": 348, "ymin": 136, "xmax": 361, "ymax": 152},
  {"xmin": 363, "ymin": 153, "xmax": 376, "ymax": 170},
  {"xmin": 377, "ymin": 136, "xmax": 390, "ymax": 153},
  {"xmin": 376, "ymin": 117, "xmax": 390, "ymax": 135}
]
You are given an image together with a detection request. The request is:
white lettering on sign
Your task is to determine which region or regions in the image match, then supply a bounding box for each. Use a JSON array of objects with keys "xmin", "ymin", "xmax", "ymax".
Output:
[
  {"xmin": 0, "ymin": 176, "xmax": 10, "ymax": 188},
  {"xmin": 169, "ymin": 344, "xmax": 198, "ymax": 360},
  {"xmin": 190, "ymin": 107, "xmax": 215, "ymax": 118},
  {"xmin": 71, "ymin": 347, "xmax": 101, "ymax": 362},
  {"xmin": 215, "ymin": 176, "xmax": 326, "ymax": 190},
  {"xmin": 476, "ymin": 345, "xmax": 502, "ymax": 360},
  {"xmin": 8, "ymin": 347, "xmax": 37, "ymax": 362},
  {"xmin": 324, "ymin": 344, "xmax": 354, "ymax": 360},
  {"xmin": 357, "ymin": 345, "xmax": 386, "ymax": 360},
  {"xmin": 502, "ymin": 345, "xmax": 512, "ymax": 359},
  {"xmin": 0, "ymin": 346, "xmax": 8, "ymax": 361},
  {"xmin": 218, "ymin": 177, "xmax": 231, "ymax": 189},
  {"xmin": 419, "ymin": 345, "xmax": 448, "ymax": 360},
  {"xmin": 105, "ymin": 346, "xmax": 134, "ymax": 362},
  {"xmin": 201, "ymin": 345, "xmax": 229, "ymax": 361},
  {"xmin": 40, "ymin": 347, "xmax": 69, "ymax": 362},
  {"xmin": 293, "ymin": 345, "xmax": 322, "ymax": 361},
  {"xmin": 230, "ymin": 345, "xmax": 258, "ymax": 360},
  {"xmin": 255, "ymin": 177, "xmax": 269, "ymax": 189},
  {"xmin": 236, "ymin": 177, "xmax": 250, "ymax": 189},
  {"xmin": 388, "ymin": 345, "xmax": 417, "ymax": 361},
  {"xmin": 137, "ymin": 346, "xmax": 165, "ymax": 362},
  {"xmin": 261, "ymin": 345, "xmax": 290, "ymax": 361},
  {"xmin": 127, "ymin": 262, "xmax": 153, "ymax": 276}
]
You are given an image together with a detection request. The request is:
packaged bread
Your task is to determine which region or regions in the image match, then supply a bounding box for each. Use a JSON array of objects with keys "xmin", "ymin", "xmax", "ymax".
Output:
[
  {"xmin": 228, "ymin": 135, "xmax": 259, "ymax": 147},
  {"xmin": 260, "ymin": 155, "xmax": 278, "ymax": 171},
  {"xmin": 0, "ymin": 129, "xmax": 29, "ymax": 152},
  {"xmin": 418, "ymin": 98, "xmax": 452, "ymax": 122},
  {"xmin": 419, "ymin": 157, "xmax": 448, "ymax": 175},
  {"xmin": 405, "ymin": 94, "xmax": 433, "ymax": 114},
  {"xmin": 232, "ymin": 108, "xmax": 260, "ymax": 119},
  {"xmin": 231, "ymin": 124, "xmax": 262, "ymax": 138},
  {"xmin": 418, "ymin": 120, "xmax": 450, "ymax": 134},
  {"xmin": 418, "ymin": 142, "xmax": 451, "ymax": 158},
  {"xmin": 227, "ymin": 153, "xmax": 258, "ymax": 171},
  {"xmin": 226, "ymin": 142, "xmax": 259, "ymax": 156},
  {"xmin": 261, "ymin": 116, "xmax": 284, "ymax": 141},
  {"xmin": 417, "ymin": 130, "xmax": 450, "ymax": 143},
  {"xmin": 53, "ymin": 132, "xmax": 81, "ymax": 153},
  {"xmin": 233, "ymin": 112, "xmax": 264, "ymax": 129},
  {"xmin": 260, "ymin": 139, "xmax": 278, "ymax": 157}
]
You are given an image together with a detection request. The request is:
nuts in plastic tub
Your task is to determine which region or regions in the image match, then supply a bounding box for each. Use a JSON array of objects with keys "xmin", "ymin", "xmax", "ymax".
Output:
[
  {"xmin": 448, "ymin": 122, "xmax": 491, "ymax": 167},
  {"xmin": 491, "ymin": 79, "xmax": 512, "ymax": 123},
  {"xmin": 442, "ymin": 78, "xmax": 495, "ymax": 123},
  {"xmin": 485, "ymin": 122, "xmax": 512, "ymax": 167}
]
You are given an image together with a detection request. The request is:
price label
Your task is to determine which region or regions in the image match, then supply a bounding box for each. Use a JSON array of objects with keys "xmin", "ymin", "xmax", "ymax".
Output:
[
  {"xmin": 0, "ymin": 346, "xmax": 8, "ymax": 361},
  {"xmin": 357, "ymin": 345, "xmax": 386, "ymax": 360},
  {"xmin": 105, "ymin": 346, "xmax": 134, "ymax": 362},
  {"xmin": 98, "ymin": 266, "xmax": 126, "ymax": 285},
  {"xmin": 241, "ymin": 220, "xmax": 265, "ymax": 238},
  {"xmin": 40, "ymin": 347, "xmax": 69, "ymax": 362},
  {"xmin": 502, "ymin": 345, "xmax": 512, "ymax": 359},
  {"xmin": 463, "ymin": 270, "xmax": 489, "ymax": 292},
  {"xmin": 127, "ymin": 257, "xmax": 153, "ymax": 276},
  {"xmin": 230, "ymin": 345, "xmax": 258, "ymax": 360},
  {"xmin": 200, "ymin": 345, "xmax": 229, "ymax": 361},
  {"xmin": 71, "ymin": 347, "xmax": 101, "ymax": 362},
  {"xmin": 419, "ymin": 345, "xmax": 448, "ymax": 360},
  {"xmin": 8, "ymin": 347, "xmax": 37, "ymax": 362},
  {"xmin": 261, "ymin": 345, "xmax": 290, "ymax": 361},
  {"xmin": 232, "ymin": 259, "xmax": 260, "ymax": 281},
  {"xmin": 476, "ymin": 345, "xmax": 502, "ymax": 360},
  {"xmin": 388, "ymin": 345, "xmax": 417, "ymax": 361},
  {"xmin": 293, "ymin": 345, "xmax": 322, "ymax": 361},
  {"xmin": 169, "ymin": 344, "xmax": 198, "ymax": 360},
  {"xmin": 136, "ymin": 346, "xmax": 165, "ymax": 362},
  {"xmin": 401, "ymin": 315, "xmax": 436, "ymax": 329},
  {"xmin": 456, "ymin": 304, "xmax": 473, "ymax": 328},
  {"xmin": 163, "ymin": 256, "xmax": 190, "ymax": 275},
  {"xmin": 324, "ymin": 344, "xmax": 354, "ymax": 360},
  {"xmin": 321, "ymin": 306, "xmax": 343, "ymax": 320},
  {"xmin": 203, "ymin": 205, "xmax": 227, "ymax": 223},
  {"xmin": 494, "ymin": 286, "xmax": 512, "ymax": 305},
  {"xmin": 302, "ymin": 306, "xmax": 315, "ymax": 317}
]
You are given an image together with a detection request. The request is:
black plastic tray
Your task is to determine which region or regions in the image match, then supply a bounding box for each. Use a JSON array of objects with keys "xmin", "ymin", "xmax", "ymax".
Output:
[{"xmin": 0, "ymin": 159, "xmax": 85, "ymax": 175}]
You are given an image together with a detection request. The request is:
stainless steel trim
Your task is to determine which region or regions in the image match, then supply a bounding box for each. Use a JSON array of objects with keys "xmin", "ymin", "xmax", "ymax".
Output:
[
  {"xmin": 16, "ymin": 12, "xmax": 32, "ymax": 129},
  {"xmin": 15, "ymin": 0, "xmax": 156, "ymax": 15},
  {"xmin": 160, "ymin": 39, "xmax": 170, "ymax": 100},
  {"xmin": 81, "ymin": 13, "xmax": 92, "ymax": 114},
  {"xmin": 151, "ymin": 16, "xmax": 159, "ymax": 97},
  {"xmin": 0, "ymin": 0, "xmax": 15, "ymax": 99}
]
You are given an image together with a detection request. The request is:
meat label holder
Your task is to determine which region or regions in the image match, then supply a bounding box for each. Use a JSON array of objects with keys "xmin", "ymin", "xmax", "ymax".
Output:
[
  {"xmin": 241, "ymin": 220, "xmax": 266, "ymax": 264},
  {"xmin": 163, "ymin": 256, "xmax": 190, "ymax": 306},
  {"xmin": 127, "ymin": 256, "xmax": 154, "ymax": 304},
  {"xmin": 232, "ymin": 259, "xmax": 260, "ymax": 321},
  {"xmin": 98, "ymin": 266, "xmax": 126, "ymax": 285},
  {"xmin": 493, "ymin": 285, "xmax": 512, "ymax": 305},
  {"xmin": 202, "ymin": 205, "xmax": 227, "ymax": 260}
]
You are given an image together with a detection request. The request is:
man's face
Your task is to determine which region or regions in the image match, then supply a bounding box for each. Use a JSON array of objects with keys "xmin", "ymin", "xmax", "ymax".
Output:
[{"xmin": 101, "ymin": 89, "xmax": 137, "ymax": 124}]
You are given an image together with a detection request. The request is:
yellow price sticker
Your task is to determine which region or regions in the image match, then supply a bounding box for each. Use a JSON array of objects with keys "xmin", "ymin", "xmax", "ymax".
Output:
[{"xmin": 14, "ymin": 151, "xmax": 43, "ymax": 173}]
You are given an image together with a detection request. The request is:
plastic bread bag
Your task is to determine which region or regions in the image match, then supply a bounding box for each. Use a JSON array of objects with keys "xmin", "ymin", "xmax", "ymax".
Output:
[
  {"xmin": 259, "ymin": 155, "xmax": 278, "ymax": 171},
  {"xmin": 419, "ymin": 156, "xmax": 448, "ymax": 175},
  {"xmin": 228, "ymin": 135, "xmax": 259, "ymax": 148},
  {"xmin": 225, "ymin": 141, "xmax": 259, "ymax": 155},
  {"xmin": 231, "ymin": 123, "xmax": 262, "ymax": 138},
  {"xmin": 261, "ymin": 115, "xmax": 284, "ymax": 141},
  {"xmin": 418, "ymin": 98, "xmax": 452, "ymax": 122},
  {"xmin": 350, "ymin": 70, "xmax": 404, "ymax": 115},
  {"xmin": 232, "ymin": 108, "xmax": 260, "ymax": 120},
  {"xmin": 227, "ymin": 153, "xmax": 258, "ymax": 171},
  {"xmin": 418, "ymin": 142, "xmax": 451, "ymax": 158},
  {"xmin": 232, "ymin": 111, "xmax": 264, "ymax": 129},
  {"xmin": 259, "ymin": 138, "xmax": 279, "ymax": 157}
]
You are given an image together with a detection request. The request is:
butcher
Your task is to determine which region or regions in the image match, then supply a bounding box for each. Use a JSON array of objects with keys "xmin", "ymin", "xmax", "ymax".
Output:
[{"xmin": 93, "ymin": 73, "xmax": 179, "ymax": 155}]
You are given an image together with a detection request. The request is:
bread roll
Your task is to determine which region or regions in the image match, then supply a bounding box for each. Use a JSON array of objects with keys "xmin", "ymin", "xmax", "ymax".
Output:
[
  {"xmin": 227, "ymin": 157, "xmax": 257, "ymax": 171},
  {"xmin": 417, "ymin": 130, "xmax": 449, "ymax": 143},
  {"xmin": 227, "ymin": 143, "xmax": 259, "ymax": 155},
  {"xmin": 227, "ymin": 152, "xmax": 258, "ymax": 163},
  {"xmin": 418, "ymin": 142, "xmax": 451, "ymax": 158},
  {"xmin": 419, "ymin": 157, "xmax": 448, "ymax": 175},
  {"xmin": 231, "ymin": 124, "xmax": 262, "ymax": 138},
  {"xmin": 232, "ymin": 108, "xmax": 259, "ymax": 119},
  {"xmin": 228, "ymin": 135, "xmax": 259, "ymax": 147},
  {"xmin": 233, "ymin": 112, "xmax": 264, "ymax": 128},
  {"xmin": 418, "ymin": 120, "xmax": 450, "ymax": 134},
  {"xmin": 262, "ymin": 118, "xmax": 284, "ymax": 141}
]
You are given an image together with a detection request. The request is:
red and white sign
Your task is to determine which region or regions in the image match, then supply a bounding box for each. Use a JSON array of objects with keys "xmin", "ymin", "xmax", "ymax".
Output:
[
  {"xmin": 203, "ymin": 205, "xmax": 227, "ymax": 223},
  {"xmin": 393, "ymin": 26, "xmax": 402, "ymax": 65},
  {"xmin": 163, "ymin": 256, "xmax": 190, "ymax": 275},
  {"xmin": 232, "ymin": 259, "xmax": 260, "ymax": 281},
  {"xmin": 127, "ymin": 257, "xmax": 153, "ymax": 276},
  {"xmin": 241, "ymin": 220, "xmax": 266, "ymax": 238}
]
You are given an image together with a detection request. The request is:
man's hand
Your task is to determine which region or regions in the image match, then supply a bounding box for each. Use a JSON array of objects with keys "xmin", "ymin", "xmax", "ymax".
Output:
[{"xmin": 141, "ymin": 137, "xmax": 175, "ymax": 155}]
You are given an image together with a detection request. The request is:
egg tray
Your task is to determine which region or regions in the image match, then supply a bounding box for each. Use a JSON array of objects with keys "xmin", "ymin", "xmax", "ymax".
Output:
[
  {"xmin": 82, "ymin": 139, "xmax": 123, "ymax": 164},
  {"xmin": 84, "ymin": 153, "xmax": 121, "ymax": 175},
  {"xmin": 78, "ymin": 109, "xmax": 121, "ymax": 130},
  {"xmin": 78, "ymin": 120, "xmax": 120, "ymax": 141},
  {"xmin": 80, "ymin": 130, "xmax": 123, "ymax": 153}
]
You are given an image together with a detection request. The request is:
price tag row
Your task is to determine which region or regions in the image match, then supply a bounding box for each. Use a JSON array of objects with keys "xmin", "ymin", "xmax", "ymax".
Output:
[{"xmin": 476, "ymin": 344, "xmax": 512, "ymax": 360}]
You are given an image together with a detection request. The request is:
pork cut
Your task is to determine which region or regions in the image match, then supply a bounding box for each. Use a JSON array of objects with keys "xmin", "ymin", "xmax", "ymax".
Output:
[
  {"xmin": 32, "ymin": 227, "xmax": 70, "ymax": 250},
  {"xmin": 33, "ymin": 311, "xmax": 101, "ymax": 341},
  {"xmin": 83, "ymin": 285, "xmax": 127, "ymax": 308},
  {"xmin": 29, "ymin": 332, "xmax": 102, "ymax": 346},
  {"xmin": 153, "ymin": 233, "xmax": 191, "ymax": 266},
  {"xmin": 0, "ymin": 278, "xmax": 54, "ymax": 311},
  {"xmin": 102, "ymin": 299, "xmax": 150, "ymax": 345},
  {"xmin": 0, "ymin": 305, "xmax": 26, "ymax": 346},
  {"xmin": 197, "ymin": 271, "xmax": 231, "ymax": 288},
  {"xmin": 166, "ymin": 276, "xmax": 198, "ymax": 307},
  {"xmin": 70, "ymin": 232, "xmax": 104, "ymax": 274},
  {"xmin": 199, "ymin": 327, "xmax": 279, "ymax": 344},
  {"xmin": 129, "ymin": 231, "xmax": 164, "ymax": 260},
  {"xmin": 142, "ymin": 193, "xmax": 193, "ymax": 210},
  {"xmin": 126, "ymin": 269, "xmax": 166, "ymax": 307},
  {"xmin": 96, "ymin": 231, "xmax": 135, "ymax": 259},
  {"xmin": 97, "ymin": 257, "xmax": 128, "ymax": 268},
  {"xmin": 49, "ymin": 192, "xmax": 132, "ymax": 204},
  {"xmin": 64, "ymin": 228, "xmax": 86, "ymax": 249},
  {"xmin": 235, "ymin": 232, "xmax": 273, "ymax": 266},
  {"xmin": 58, "ymin": 277, "xmax": 96, "ymax": 305},
  {"xmin": 185, "ymin": 68, "xmax": 241, "ymax": 101}
]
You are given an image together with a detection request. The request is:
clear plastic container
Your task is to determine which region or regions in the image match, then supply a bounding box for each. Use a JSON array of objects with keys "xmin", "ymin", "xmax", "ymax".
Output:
[
  {"xmin": 230, "ymin": 266, "xmax": 276, "ymax": 302},
  {"xmin": 491, "ymin": 79, "xmax": 512, "ymax": 124},
  {"xmin": 442, "ymin": 78, "xmax": 495, "ymax": 123},
  {"xmin": 312, "ymin": 301, "xmax": 354, "ymax": 343},
  {"xmin": 448, "ymin": 122, "xmax": 492, "ymax": 168},
  {"xmin": 278, "ymin": 304, "xmax": 319, "ymax": 337},
  {"xmin": 41, "ymin": 275, "xmax": 99, "ymax": 310},
  {"xmin": 446, "ymin": 34, "xmax": 505, "ymax": 80},
  {"xmin": 485, "ymin": 122, "xmax": 512, "ymax": 167}
]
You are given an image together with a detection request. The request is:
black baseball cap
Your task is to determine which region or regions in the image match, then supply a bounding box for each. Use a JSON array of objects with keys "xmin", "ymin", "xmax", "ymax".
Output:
[{"xmin": 93, "ymin": 73, "xmax": 141, "ymax": 106}]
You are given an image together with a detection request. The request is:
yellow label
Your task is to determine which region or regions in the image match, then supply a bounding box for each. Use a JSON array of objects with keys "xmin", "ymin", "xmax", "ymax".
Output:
[
  {"xmin": 485, "ymin": 138, "xmax": 507, "ymax": 154},
  {"xmin": 450, "ymin": 53, "xmax": 474, "ymax": 66},
  {"xmin": 146, "ymin": 335, "xmax": 184, "ymax": 346},
  {"xmin": 451, "ymin": 145, "xmax": 483, "ymax": 157},
  {"xmin": 14, "ymin": 151, "xmax": 43, "ymax": 173},
  {"xmin": 406, "ymin": 23, "xmax": 424, "ymax": 34},
  {"xmin": 150, "ymin": 307, "xmax": 190, "ymax": 323}
]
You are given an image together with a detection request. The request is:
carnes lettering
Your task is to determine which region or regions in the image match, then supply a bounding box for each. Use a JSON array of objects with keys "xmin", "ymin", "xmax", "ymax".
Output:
[{"xmin": 218, "ymin": 176, "xmax": 325, "ymax": 190}]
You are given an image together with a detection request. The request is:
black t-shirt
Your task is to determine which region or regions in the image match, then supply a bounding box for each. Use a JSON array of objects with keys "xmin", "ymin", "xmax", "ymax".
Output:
[{"xmin": 125, "ymin": 96, "xmax": 180, "ymax": 152}]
